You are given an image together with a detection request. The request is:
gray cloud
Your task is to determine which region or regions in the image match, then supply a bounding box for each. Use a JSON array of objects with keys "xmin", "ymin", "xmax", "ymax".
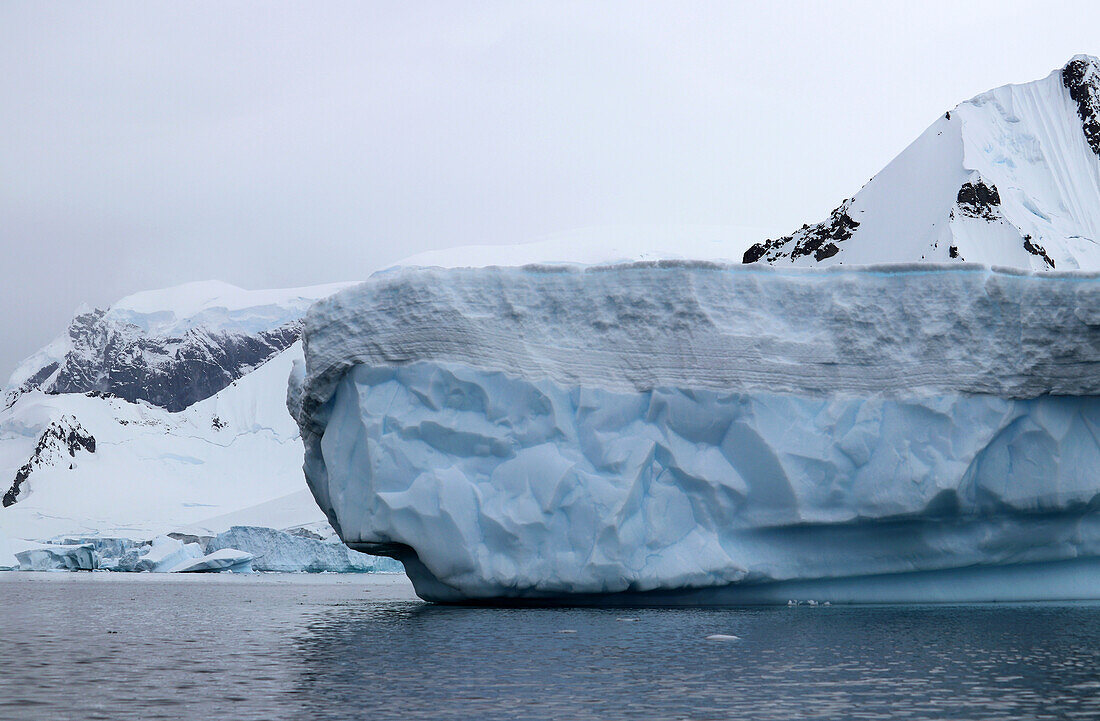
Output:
[{"xmin": 2, "ymin": 1, "xmax": 1098, "ymax": 376}]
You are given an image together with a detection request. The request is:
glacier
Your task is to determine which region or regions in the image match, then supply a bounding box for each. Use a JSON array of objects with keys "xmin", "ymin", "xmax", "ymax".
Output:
[
  {"xmin": 208, "ymin": 525, "xmax": 402, "ymax": 573},
  {"xmin": 290, "ymin": 262, "xmax": 1100, "ymax": 603}
]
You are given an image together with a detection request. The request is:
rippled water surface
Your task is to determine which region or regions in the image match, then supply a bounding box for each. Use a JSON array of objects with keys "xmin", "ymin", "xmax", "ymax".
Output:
[{"xmin": 3, "ymin": 572, "xmax": 1100, "ymax": 720}]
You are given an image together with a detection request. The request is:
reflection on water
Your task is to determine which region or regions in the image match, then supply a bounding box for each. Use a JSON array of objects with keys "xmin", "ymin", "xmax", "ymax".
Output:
[
  {"xmin": 291, "ymin": 600, "xmax": 1100, "ymax": 720},
  {"xmin": 2, "ymin": 572, "xmax": 1099, "ymax": 720}
]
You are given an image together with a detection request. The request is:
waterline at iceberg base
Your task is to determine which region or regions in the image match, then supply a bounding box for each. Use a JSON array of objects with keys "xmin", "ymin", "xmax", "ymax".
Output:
[{"xmin": 289, "ymin": 263, "xmax": 1100, "ymax": 604}]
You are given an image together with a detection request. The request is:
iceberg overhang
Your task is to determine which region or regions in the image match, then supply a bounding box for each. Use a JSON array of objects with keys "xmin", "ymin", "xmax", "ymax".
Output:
[{"xmin": 290, "ymin": 263, "xmax": 1100, "ymax": 603}]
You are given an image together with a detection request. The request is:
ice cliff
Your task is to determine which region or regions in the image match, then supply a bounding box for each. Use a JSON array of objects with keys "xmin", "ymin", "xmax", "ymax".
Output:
[{"xmin": 290, "ymin": 262, "xmax": 1100, "ymax": 603}]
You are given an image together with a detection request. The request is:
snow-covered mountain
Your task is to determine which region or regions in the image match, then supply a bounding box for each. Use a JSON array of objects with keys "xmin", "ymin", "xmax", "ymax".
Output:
[
  {"xmin": 0, "ymin": 280, "xmax": 408, "ymax": 572},
  {"xmin": 743, "ymin": 55, "xmax": 1100, "ymax": 270},
  {"xmin": 5, "ymin": 280, "xmax": 350, "ymax": 412}
]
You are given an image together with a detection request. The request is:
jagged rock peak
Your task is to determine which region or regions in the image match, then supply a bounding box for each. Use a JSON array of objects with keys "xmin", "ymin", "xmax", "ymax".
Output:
[
  {"xmin": 44, "ymin": 313, "xmax": 303, "ymax": 412},
  {"xmin": 3, "ymin": 415, "xmax": 96, "ymax": 507},
  {"xmin": 742, "ymin": 200, "xmax": 859, "ymax": 264},
  {"xmin": 955, "ymin": 177, "xmax": 1001, "ymax": 220},
  {"xmin": 1062, "ymin": 54, "xmax": 1100, "ymax": 155}
]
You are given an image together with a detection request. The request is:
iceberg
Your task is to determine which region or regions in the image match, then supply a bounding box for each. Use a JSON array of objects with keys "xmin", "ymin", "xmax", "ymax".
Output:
[
  {"xmin": 290, "ymin": 263, "xmax": 1100, "ymax": 603},
  {"xmin": 74, "ymin": 526, "xmax": 395, "ymax": 574},
  {"xmin": 208, "ymin": 525, "xmax": 402, "ymax": 573},
  {"xmin": 14, "ymin": 541, "xmax": 98, "ymax": 571},
  {"xmin": 289, "ymin": 56, "xmax": 1100, "ymax": 602},
  {"xmin": 120, "ymin": 535, "xmax": 206, "ymax": 573},
  {"xmin": 167, "ymin": 548, "xmax": 254, "ymax": 573}
]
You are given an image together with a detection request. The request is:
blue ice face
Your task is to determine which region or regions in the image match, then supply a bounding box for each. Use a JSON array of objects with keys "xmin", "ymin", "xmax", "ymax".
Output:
[{"xmin": 305, "ymin": 362, "xmax": 1100, "ymax": 602}]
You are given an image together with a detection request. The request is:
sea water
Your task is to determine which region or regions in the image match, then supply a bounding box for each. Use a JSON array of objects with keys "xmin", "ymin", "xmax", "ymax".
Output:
[{"xmin": 2, "ymin": 572, "xmax": 1099, "ymax": 720}]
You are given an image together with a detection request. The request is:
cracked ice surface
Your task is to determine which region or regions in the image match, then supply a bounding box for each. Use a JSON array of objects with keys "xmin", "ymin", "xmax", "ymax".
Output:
[{"xmin": 290, "ymin": 263, "xmax": 1100, "ymax": 602}]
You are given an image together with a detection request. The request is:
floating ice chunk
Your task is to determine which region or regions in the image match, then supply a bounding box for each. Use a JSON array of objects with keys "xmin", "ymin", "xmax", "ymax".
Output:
[
  {"xmin": 207, "ymin": 525, "xmax": 400, "ymax": 573},
  {"xmin": 705, "ymin": 634, "xmax": 741, "ymax": 642},
  {"xmin": 122, "ymin": 536, "xmax": 205, "ymax": 573},
  {"xmin": 15, "ymin": 541, "xmax": 97, "ymax": 571},
  {"xmin": 52, "ymin": 536, "xmax": 143, "ymax": 570},
  {"xmin": 168, "ymin": 548, "xmax": 254, "ymax": 573}
]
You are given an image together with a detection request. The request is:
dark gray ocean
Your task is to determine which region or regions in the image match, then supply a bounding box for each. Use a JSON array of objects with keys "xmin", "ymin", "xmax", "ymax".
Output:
[{"xmin": 2, "ymin": 572, "xmax": 1099, "ymax": 720}]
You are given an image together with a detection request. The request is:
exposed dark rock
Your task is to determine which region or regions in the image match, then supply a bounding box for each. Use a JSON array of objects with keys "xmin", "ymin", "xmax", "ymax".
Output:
[
  {"xmin": 4, "ymin": 465, "xmax": 31, "ymax": 508},
  {"xmin": 3, "ymin": 416, "xmax": 96, "ymax": 507},
  {"xmin": 956, "ymin": 179, "xmax": 1001, "ymax": 220},
  {"xmin": 949, "ymin": 245, "xmax": 960, "ymax": 259},
  {"xmin": 741, "ymin": 243, "xmax": 768, "ymax": 264},
  {"xmin": 742, "ymin": 201, "xmax": 860, "ymax": 264},
  {"xmin": 1063, "ymin": 56, "xmax": 1100, "ymax": 156},
  {"xmin": 20, "ymin": 361, "xmax": 59, "ymax": 392},
  {"xmin": 25, "ymin": 313, "xmax": 303, "ymax": 413},
  {"xmin": 3, "ymin": 361, "xmax": 60, "ymax": 409},
  {"xmin": 287, "ymin": 527, "xmax": 327, "ymax": 541},
  {"xmin": 1023, "ymin": 234, "xmax": 1056, "ymax": 268}
]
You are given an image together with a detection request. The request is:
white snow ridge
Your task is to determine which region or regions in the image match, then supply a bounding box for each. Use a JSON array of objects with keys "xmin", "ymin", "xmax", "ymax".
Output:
[{"xmin": 290, "ymin": 57, "xmax": 1100, "ymax": 604}]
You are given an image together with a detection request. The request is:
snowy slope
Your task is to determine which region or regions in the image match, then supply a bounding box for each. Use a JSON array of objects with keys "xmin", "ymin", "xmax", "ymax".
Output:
[
  {"xmin": 744, "ymin": 55, "xmax": 1100, "ymax": 271},
  {"xmin": 0, "ymin": 345, "xmax": 311, "ymax": 539},
  {"xmin": 0, "ymin": 281, "xmax": 360, "ymax": 553}
]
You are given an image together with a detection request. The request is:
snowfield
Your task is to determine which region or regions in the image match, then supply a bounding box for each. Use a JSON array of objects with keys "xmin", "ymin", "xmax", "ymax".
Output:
[{"xmin": 1, "ymin": 346, "xmax": 310, "ymax": 539}]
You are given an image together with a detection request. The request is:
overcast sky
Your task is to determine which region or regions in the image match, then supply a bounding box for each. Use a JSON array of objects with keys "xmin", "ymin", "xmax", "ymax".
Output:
[{"xmin": 2, "ymin": 1, "xmax": 1098, "ymax": 377}]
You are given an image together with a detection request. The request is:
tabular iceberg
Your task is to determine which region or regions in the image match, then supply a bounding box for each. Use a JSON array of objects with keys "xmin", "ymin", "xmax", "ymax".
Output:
[{"xmin": 289, "ymin": 262, "xmax": 1100, "ymax": 603}]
